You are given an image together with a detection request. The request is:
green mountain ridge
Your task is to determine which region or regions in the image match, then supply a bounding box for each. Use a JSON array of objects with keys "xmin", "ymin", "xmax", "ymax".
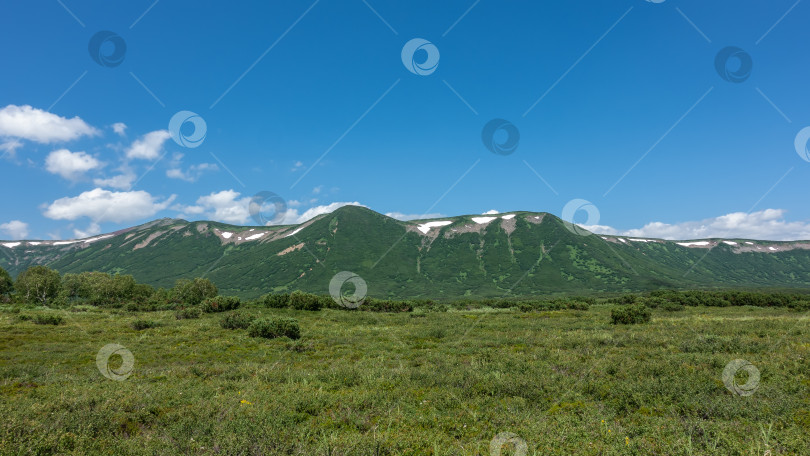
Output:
[{"xmin": 2, "ymin": 206, "xmax": 810, "ymax": 298}]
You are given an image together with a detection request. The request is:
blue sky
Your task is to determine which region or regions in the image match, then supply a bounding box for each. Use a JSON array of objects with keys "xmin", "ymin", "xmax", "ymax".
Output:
[{"xmin": 1, "ymin": 0, "xmax": 810, "ymax": 241}]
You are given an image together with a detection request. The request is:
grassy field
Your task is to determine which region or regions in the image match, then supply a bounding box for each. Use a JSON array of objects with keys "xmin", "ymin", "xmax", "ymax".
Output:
[{"xmin": 1, "ymin": 304, "xmax": 808, "ymax": 455}]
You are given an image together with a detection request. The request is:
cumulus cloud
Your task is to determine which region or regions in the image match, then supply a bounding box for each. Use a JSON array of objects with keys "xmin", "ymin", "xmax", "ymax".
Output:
[
  {"xmin": 385, "ymin": 212, "xmax": 446, "ymax": 221},
  {"xmin": 0, "ymin": 105, "xmax": 98, "ymax": 143},
  {"xmin": 93, "ymin": 172, "xmax": 137, "ymax": 190},
  {"xmin": 43, "ymin": 188, "xmax": 176, "ymax": 224},
  {"xmin": 0, "ymin": 220, "xmax": 29, "ymax": 239},
  {"xmin": 175, "ymin": 190, "xmax": 364, "ymax": 225},
  {"xmin": 126, "ymin": 130, "xmax": 171, "ymax": 160},
  {"xmin": 483, "ymin": 209, "xmax": 499, "ymax": 215},
  {"xmin": 584, "ymin": 209, "xmax": 810, "ymax": 241},
  {"xmin": 45, "ymin": 149, "xmax": 102, "ymax": 180},
  {"xmin": 112, "ymin": 122, "xmax": 127, "ymax": 136}
]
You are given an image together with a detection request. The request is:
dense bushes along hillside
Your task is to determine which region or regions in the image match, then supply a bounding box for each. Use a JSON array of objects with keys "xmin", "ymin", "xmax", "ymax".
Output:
[{"xmin": 2, "ymin": 264, "xmax": 809, "ymax": 313}]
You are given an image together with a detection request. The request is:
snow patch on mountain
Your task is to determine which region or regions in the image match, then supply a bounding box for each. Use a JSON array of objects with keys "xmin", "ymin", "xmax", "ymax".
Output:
[{"xmin": 417, "ymin": 221, "xmax": 452, "ymax": 234}]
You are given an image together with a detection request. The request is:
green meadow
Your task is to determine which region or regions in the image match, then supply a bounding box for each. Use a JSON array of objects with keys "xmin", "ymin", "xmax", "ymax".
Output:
[{"xmin": 1, "ymin": 303, "xmax": 808, "ymax": 455}]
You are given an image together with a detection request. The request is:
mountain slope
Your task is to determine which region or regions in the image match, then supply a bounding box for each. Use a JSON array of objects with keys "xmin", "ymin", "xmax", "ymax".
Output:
[{"xmin": 2, "ymin": 206, "xmax": 810, "ymax": 298}]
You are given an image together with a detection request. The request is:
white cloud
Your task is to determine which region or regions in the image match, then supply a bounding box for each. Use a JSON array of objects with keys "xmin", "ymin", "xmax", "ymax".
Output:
[
  {"xmin": 45, "ymin": 149, "xmax": 102, "ymax": 180},
  {"xmin": 166, "ymin": 162, "xmax": 218, "ymax": 182},
  {"xmin": 93, "ymin": 172, "xmax": 136, "ymax": 190},
  {"xmin": 177, "ymin": 190, "xmax": 252, "ymax": 225},
  {"xmin": 292, "ymin": 202, "xmax": 365, "ymax": 224},
  {"xmin": 0, "ymin": 105, "xmax": 99, "ymax": 143},
  {"xmin": 0, "ymin": 220, "xmax": 29, "ymax": 239},
  {"xmin": 175, "ymin": 190, "xmax": 364, "ymax": 225},
  {"xmin": 312, "ymin": 185, "xmax": 323, "ymax": 194},
  {"xmin": 43, "ymin": 188, "xmax": 176, "ymax": 224},
  {"xmin": 585, "ymin": 209, "xmax": 810, "ymax": 241},
  {"xmin": 73, "ymin": 222, "xmax": 101, "ymax": 239},
  {"xmin": 291, "ymin": 161, "xmax": 304, "ymax": 172},
  {"xmin": 126, "ymin": 130, "xmax": 171, "ymax": 160},
  {"xmin": 385, "ymin": 212, "xmax": 445, "ymax": 221},
  {"xmin": 0, "ymin": 139, "xmax": 22, "ymax": 158},
  {"xmin": 112, "ymin": 122, "xmax": 127, "ymax": 136},
  {"xmin": 483, "ymin": 209, "xmax": 500, "ymax": 215}
]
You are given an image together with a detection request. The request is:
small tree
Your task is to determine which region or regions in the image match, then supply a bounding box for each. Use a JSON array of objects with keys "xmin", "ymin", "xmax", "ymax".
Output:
[
  {"xmin": 0, "ymin": 266, "xmax": 13, "ymax": 297},
  {"xmin": 15, "ymin": 266, "xmax": 61, "ymax": 306},
  {"xmin": 172, "ymin": 278, "xmax": 218, "ymax": 305},
  {"xmin": 288, "ymin": 290, "xmax": 322, "ymax": 311}
]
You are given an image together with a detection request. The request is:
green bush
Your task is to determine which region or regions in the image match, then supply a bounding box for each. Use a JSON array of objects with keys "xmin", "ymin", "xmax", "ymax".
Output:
[
  {"xmin": 131, "ymin": 319, "xmax": 159, "ymax": 330},
  {"xmin": 610, "ymin": 304, "xmax": 651, "ymax": 325},
  {"xmin": 259, "ymin": 293, "xmax": 290, "ymax": 308},
  {"xmin": 248, "ymin": 317, "xmax": 301, "ymax": 339},
  {"xmin": 171, "ymin": 278, "xmax": 218, "ymax": 306},
  {"xmin": 788, "ymin": 300, "xmax": 810, "ymax": 312},
  {"xmin": 288, "ymin": 291, "xmax": 322, "ymax": 311},
  {"xmin": 361, "ymin": 298, "xmax": 412, "ymax": 312},
  {"xmin": 661, "ymin": 302, "xmax": 685, "ymax": 312},
  {"xmin": 0, "ymin": 266, "xmax": 12, "ymax": 296},
  {"xmin": 32, "ymin": 314, "xmax": 64, "ymax": 325},
  {"xmin": 201, "ymin": 296, "xmax": 241, "ymax": 313},
  {"xmin": 175, "ymin": 307, "xmax": 202, "ymax": 320},
  {"xmin": 644, "ymin": 297, "xmax": 667, "ymax": 308},
  {"xmin": 220, "ymin": 312, "xmax": 256, "ymax": 330},
  {"xmin": 15, "ymin": 266, "xmax": 61, "ymax": 306}
]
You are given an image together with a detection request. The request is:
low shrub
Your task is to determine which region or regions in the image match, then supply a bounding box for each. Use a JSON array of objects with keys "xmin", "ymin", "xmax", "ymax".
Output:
[
  {"xmin": 517, "ymin": 299, "xmax": 590, "ymax": 312},
  {"xmin": 259, "ymin": 293, "xmax": 290, "ymax": 308},
  {"xmin": 661, "ymin": 302, "xmax": 685, "ymax": 312},
  {"xmin": 644, "ymin": 297, "xmax": 667, "ymax": 308},
  {"xmin": 248, "ymin": 317, "xmax": 300, "ymax": 339},
  {"xmin": 32, "ymin": 314, "xmax": 64, "ymax": 325},
  {"xmin": 220, "ymin": 312, "xmax": 256, "ymax": 330},
  {"xmin": 201, "ymin": 296, "xmax": 241, "ymax": 313},
  {"xmin": 610, "ymin": 304, "xmax": 651, "ymax": 325},
  {"xmin": 131, "ymin": 319, "xmax": 159, "ymax": 330},
  {"xmin": 788, "ymin": 300, "xmax": 810, "ymax": 312},
  {"xmin": 361, "ymin": 298, "xmax": 412, "ymax": 312},
  {"xmin": 175, "ymin": 307, "xmax": 202, "ymax": 320},
  {"xmin": 288, "ymin": 291, "xmax": 322, "ymax": 311}
]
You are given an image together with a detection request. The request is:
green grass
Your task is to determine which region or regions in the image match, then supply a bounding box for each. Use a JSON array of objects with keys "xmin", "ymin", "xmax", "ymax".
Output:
[{"xmin": 0, "ymin": 304, "xmax": 808, "ymax": 455}]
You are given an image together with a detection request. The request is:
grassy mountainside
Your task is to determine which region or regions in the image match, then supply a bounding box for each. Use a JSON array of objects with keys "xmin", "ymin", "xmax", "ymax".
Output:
[{"xmin": 2, "ymin": 206, "xmax": 810, "ymax": 298}]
